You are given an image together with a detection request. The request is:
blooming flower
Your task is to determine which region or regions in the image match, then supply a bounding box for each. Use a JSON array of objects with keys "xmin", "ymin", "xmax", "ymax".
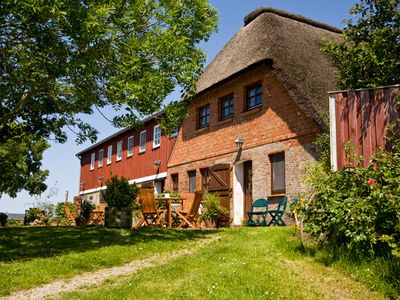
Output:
[{"xmin": 367, "ymin": 178, "xmax": 375, "ymax": 186}]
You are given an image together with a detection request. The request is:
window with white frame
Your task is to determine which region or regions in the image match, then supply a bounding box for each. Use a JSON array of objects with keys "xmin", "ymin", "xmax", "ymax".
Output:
[
  {"xmin": 117, "ymin": 141, "xmax": 123, "ymax": 161},
  {"xmin": 107, "ymin": 145, "xmax": 112, "ymax": 164},
  {"xmin": 170, "ymin": 127, "xmax": 178, "ymax": 137},
  {"xmin": 139, "ymin": 130, "xmax": 146, "ymax": 153},
  {"xmin": 98, "ymin": 149, "xmax": 104, "ymax": 167},
  {"xmin": 153, "ymin": 125, "xmax": 161, "ymax": 148},
  {"xmin": 90, "ymin": 153, "xmax": 95, "ymax": 170},
  {"xmin": 127, "ymin": 136, "xmax": 134, "ymax": 157}
]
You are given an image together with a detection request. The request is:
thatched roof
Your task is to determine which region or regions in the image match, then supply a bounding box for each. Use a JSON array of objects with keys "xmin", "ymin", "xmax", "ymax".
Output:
[{"xmin": 196, "ymin": 7, "xmax": 341, "ymax": 127}]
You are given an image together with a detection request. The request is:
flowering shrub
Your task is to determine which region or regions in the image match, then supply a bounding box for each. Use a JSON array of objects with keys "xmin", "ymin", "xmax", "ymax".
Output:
[{"xmin": 300, "ymin": 137, "xmax": 400, "ymax": 257}]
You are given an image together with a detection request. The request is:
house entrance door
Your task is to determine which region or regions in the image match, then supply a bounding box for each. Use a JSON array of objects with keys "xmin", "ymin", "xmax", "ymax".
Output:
[{"xmin": 243, "ymin": 161, "xmax": 253, "ymax": 218}]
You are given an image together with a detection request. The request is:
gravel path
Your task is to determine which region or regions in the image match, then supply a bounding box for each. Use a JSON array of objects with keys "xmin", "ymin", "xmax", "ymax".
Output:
[{"xmin": 2, "ymin": 236, "xmax": 220, "ymax": 300}]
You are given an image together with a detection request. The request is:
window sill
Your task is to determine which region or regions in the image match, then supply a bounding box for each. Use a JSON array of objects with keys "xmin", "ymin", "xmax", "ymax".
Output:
[
  {"xmin": 242, "ymin": 105, "xmax": 262, "ymax": 115},
  {"xmin": 196, "ymin": 125, "xmax": 209, "ymax": 133},
  {"xmin": 152, "ymin": 144, "xmax": 160, "ymax": 150},
  {"xmin": 139, "ymin": 150, "xmax": 145, "ymax": 154},
  {"xmin": 107, "ymin": 162, "xmax": 111, "ymax": 165},
  {"xmin": 98, "ymin": 165, "xmax": 103, "ymax": 169},
  {"xmin": 116, "ymin": 158, "xmax": 122, "ymax": 162},
  {"xmin": 219, "ymin": 116, "xmax": 233, "ymax": 124},
  {"xmin": 127, "ymin": 154, "xmax": 133, "ymax": 158},
  {"xmin": 269, "ymin": 193, "xmax": 286, "ymax": 198}
]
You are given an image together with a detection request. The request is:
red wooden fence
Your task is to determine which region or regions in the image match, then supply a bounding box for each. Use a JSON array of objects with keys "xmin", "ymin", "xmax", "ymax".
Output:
[{"xmin": 329, "ymin": 85, "xmax": 399, "ymax": 170}]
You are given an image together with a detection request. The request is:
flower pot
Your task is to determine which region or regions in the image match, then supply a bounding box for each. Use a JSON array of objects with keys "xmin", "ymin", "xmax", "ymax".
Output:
[{"xmin": 105, "ymin": 207, "xmax": 132, "ymax": 228}]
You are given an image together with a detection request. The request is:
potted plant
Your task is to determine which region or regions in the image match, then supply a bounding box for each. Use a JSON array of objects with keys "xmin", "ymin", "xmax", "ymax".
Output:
[
  {"xmin": 199, "ymin": 194, "xmax": 228, "ymax": 228},
  {"xmin": 75, "ymin": 200, "xmax": 95, "ymax": 227},
  {"xmin": 102, "ymin": 175, "xmax": 139, "ymax": 228}
]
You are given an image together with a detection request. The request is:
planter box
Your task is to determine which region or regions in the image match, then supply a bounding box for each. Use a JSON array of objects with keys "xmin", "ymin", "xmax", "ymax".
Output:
[{"xmin": 105, "ymin": 207, "xmax": 132, "ymax": 228}]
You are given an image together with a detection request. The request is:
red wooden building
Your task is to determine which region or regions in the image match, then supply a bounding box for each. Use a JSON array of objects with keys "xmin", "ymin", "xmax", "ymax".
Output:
[
  {"xmin": 76, "ymin": 113, "xmax": 177, "ymax": 205},
  {"xmin": 329, "ymin": 84, "xmax": 399, "ymax": 170}
]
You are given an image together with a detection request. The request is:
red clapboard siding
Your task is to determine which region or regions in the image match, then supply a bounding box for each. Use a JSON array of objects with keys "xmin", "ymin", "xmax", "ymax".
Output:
[
  {"xmin": 79, "ymin": 118, "xmax": 176, "ymax": 191},
  {"xmin": 332, "ymin": 85, "xmax": 399, "ymax": 169}
]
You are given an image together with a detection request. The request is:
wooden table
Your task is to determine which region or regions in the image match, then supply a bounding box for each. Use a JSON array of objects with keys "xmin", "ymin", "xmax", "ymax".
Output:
[{"xmin": 155, "ymin": 197, "xmax": 186, "ymax": 228}]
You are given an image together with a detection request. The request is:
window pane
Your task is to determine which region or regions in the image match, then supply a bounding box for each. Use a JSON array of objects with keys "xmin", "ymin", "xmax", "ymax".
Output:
[
  {"xmin": 153, "ymin": 126, "xmax": 161, "ymax": 147},
  {"xmin": 90, "ymin": 153, "xmax": 95, "ymax": 170},
  {"xmin": 247, "ymin": 84, "xmax": 262, "ymax": 109},
  {"xmin": 188, "ymin": 171, "xmax": 196, "ymax": 193},
  {"xmin": 199, "ymin": 105, "xmax": 210, "ymax": 127},
  {"xmin": 107, "ymin": 145, "xmax": 112, "ymax": 164},
  {"xmin": 127, "ymin": 136, "xmax": 134, "ymax": 157},
  {"xmin": 117, "ymin": 141, "xmax": 123, "ymax": 161},
  {"xmin": 271, "ymin": 153, "xmax": 285, "ymax": 194},
  {"xmin": 98, "ymin": 149, "xmax": 103, "ymax": 167},
  {"xmin": 171, "ymin": 174, "xmax": 179, "ymax": 193},
  {"xmin": 139, "ymin": 131, "xmax": 146, "ymax": 152}
]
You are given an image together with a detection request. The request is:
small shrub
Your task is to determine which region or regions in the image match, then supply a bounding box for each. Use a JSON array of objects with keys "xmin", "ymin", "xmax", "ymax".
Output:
[
  {"xmin": 78, "ymin": 200, "xmax": 95, "ymax": 221},
  {"xmin": 6, "ymin": 218, "xmax": 23, "ymax": 227},
  {"xmin": 200, "ymin": 194, "xmax": 228, "ymax": 222},
  {"xmin": 55, "ymin": 202, "xmax": 73, "ymax": 221},
  {"xmin": 25, "ymin": 208, "xmax": 43, "ymax": 223},
  {"xmin": 102, "ymin": 175, "xmax": 139, "ymax": 209},
  {"xmin": 0, "ymin": 212, "xmax": 8, "ymax": 226}
]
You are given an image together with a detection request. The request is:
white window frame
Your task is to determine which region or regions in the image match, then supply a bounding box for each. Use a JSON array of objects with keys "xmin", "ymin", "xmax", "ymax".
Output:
[
  {"xmin": 170, "ymin": 127, "xmax": 178, "ymax": 138},
  {"xmin": 90, "ymin": 153, "xmax": 95, "ymax": 171},
  {"xmin": 153, "ymin": 125, "xmax": 161, "ymax": 148},
  {"xmin": 98, "ymin": 149, "xmax": 104, "ymax": 168},
  {"xmin": 116, "ymin": 140, "xmax": 123, "ymax": 161},
  {"xmin": 107, "ymin": 145, "xmax": 112, "ymax": 165},
  {"xmin": 127, "ymin": 136, "xmax": 134, "ymax": 157},
  {"xmin": 139, "ymin": 130, "xmax": 146, "ymax": 153}
]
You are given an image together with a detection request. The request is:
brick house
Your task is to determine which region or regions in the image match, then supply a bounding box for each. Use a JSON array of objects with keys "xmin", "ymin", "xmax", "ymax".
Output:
[
  {"xmin": 76, "ymin": 113, "xmax": 177, "ymax": 206},
  {"xmin": 166, "ymin": 8, "xmax": 341, "ymax": 225}
]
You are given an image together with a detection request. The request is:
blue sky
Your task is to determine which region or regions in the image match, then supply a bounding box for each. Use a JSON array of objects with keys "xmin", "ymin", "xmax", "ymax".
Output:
[{"xmin": 0, "ymin": 0, "xmax": 357, "ymax": 213}]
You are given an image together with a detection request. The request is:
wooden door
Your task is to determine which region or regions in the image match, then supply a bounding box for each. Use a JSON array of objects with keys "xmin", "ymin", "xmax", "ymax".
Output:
[
  {"xmin": 207, "ymin": 164, "xmax": 231, "ymax": 224},
  {"xmin": 243, "ymin": 161, "xmax": 253, "ymax": 218}
]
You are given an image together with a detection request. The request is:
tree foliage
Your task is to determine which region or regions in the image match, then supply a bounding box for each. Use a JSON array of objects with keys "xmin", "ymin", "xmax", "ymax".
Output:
[
  {"xmin": 323, "ymin": 0, "xmax": 400, "ymax": 89},
  {"xmin": 0, "ymin": 0, "xmax": 218, "ymax": 197}
]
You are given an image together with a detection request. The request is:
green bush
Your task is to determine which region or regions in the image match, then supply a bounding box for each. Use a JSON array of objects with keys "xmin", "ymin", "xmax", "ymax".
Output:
[
  {"xmin": 78, "ymin": 200, "xmax": 95, "ymax": 221},
  {"xmin": 6, "ymin": 218, "xmax": 23, "ymax": 227},
  {"xmin": 26, "ymin": 208, "xmax": 43, "ymax": 223},
  {"xmin": 300, "ymin": 139, "xmax": 400, "ymax": 257},
  {"xmin": 102, "ymin": 175, "xmax": 139, "ymax": 209},
  {"xmin": 55, "ymin": 202, "xmax": 73, "ymax": 220},
  {"xmin": 200, "ymin": 194, "xmax": 228, "ymax": 221},
  {"xmin": 0, "ymin": 212, "xmax": 8, "ymax": 226}
]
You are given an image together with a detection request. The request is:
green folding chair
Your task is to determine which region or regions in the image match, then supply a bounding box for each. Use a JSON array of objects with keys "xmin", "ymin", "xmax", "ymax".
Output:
[
  {"xmin": 268, "ymin": 196, "xmax": 287, "ymax": 226},
  {"xmin": 245, "ymin": 198, "xmax": 268, "ymax": 226}
]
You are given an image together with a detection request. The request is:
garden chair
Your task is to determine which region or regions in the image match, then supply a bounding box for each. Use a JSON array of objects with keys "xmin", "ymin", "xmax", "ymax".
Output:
[
  {"xmin": 136, "ymin": 189, "xmax": 167, "ymax": 228},
  {"xmin": 174, "ymin": 191, "xmax": 203, "ymax": 229},
  {"xmin": 64, "ymin": 203, "xmax": 76, "ymax": 226},
  {"xmin": 268, "ymin": 196, "xmax": 287, "ymax": 226},
  {"xmin": 245, "ymin": 198, "xmax": 269, "ymax": 226}
]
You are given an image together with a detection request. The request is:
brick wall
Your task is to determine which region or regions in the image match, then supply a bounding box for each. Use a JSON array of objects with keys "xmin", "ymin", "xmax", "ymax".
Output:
[{"xmin": 166, "ymin": 63, "xmax": 320, "ymax": 225}]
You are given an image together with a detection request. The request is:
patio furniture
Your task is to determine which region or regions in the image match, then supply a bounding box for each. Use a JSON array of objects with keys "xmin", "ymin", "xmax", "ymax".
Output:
[
  {"xmin": 155, "ymin": 195, "xmax": 187, "ymax": 228},
  {"xmin": 136, "ymin": 189, "xmax": 167, "ymax": 228},
  {"xmin": 245, "ymin": 198, "xmax": 269, "ymax": 226},
  {"xmin": 268, "ymin": 196, "xmax": 287, "ymax": 226},
  {"xmin": 174, "ymin": 191, "xmax": 203, "ymax": 229},
  {"xmin": 64, "ymin": 203, "xmax": 76, "ymax": 226}
]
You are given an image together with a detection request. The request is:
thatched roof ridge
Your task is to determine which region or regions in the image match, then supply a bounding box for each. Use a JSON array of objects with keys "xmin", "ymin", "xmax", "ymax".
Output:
[
  {"xmin": 195, "ymin": 7, "xmax": 341, "ymax": 127},
  {"xmin": 244, "ymin": 7, "xmax": 342, "ymax": 33}
]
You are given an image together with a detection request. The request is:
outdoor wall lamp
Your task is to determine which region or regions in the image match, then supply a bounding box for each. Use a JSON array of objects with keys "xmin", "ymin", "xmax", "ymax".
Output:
[
  {"xmin": 153, "ymin": 160, "xmax": 161, "ymax": 170},
  {"xmin": 98, "ymin": 176, "xmax": 104, "ymax": 185},
  {"xmin": 235, "ymin": 136, "xmax": 244, "ymax": 151}
]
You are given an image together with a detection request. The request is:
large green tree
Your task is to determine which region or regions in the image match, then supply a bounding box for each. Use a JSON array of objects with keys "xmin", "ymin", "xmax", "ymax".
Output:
[
  {"xmin": 323, "ymin": 0, "xmax": 400, "ymax": 89},
  {"xmin": 0, "ymin": 0, "xmax": 218, "ymax": 197}
]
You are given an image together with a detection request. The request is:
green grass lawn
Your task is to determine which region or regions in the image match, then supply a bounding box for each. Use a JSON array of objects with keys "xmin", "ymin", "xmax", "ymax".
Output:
[
  {"xmin": 1, "ymin": 226, "xmax": 399, "ymax": 299},
  {"xmin": 0, "ymin": 226, "xmax": 214, "ymax": 295}
]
